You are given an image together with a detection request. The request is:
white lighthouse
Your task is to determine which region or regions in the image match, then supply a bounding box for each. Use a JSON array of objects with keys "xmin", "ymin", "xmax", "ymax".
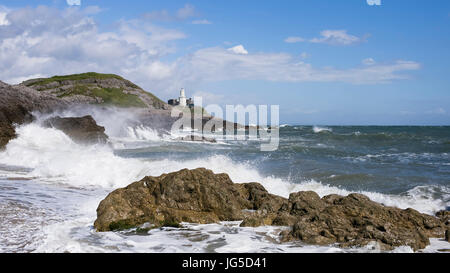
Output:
[{"xmin": 179, "ymin": 88, "xmax": 187, "ymax": 107}]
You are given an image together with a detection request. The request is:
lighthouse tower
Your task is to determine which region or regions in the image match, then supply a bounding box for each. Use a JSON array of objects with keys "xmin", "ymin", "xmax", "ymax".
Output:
[{"xmin": 179, "ymin": 88, "xmax": 187, "ymax": 107}]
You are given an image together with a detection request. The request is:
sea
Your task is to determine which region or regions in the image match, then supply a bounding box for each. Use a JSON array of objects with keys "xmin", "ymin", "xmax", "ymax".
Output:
[{"xmin": 0, "ymin": 112, "xmax": 449, "ymax": 253}]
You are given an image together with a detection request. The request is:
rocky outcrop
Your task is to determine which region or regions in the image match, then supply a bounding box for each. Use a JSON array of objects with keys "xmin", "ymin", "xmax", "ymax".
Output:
[
  {"xmin": 0, "ymin": 81, "xmax": 68, "ymax": 149},
  {"xmin": 280, "ymin": 192, "xmax": 443, "ymax": 250},
  {"xmin": 436, "ymin": 210, "xmax": 450, "ymax": 242},
  {"xmin": 43, "ymin": 116, "xmax": 109, "ymax": 144},
  {"xmin": 94, "ymin": 168, "xmax": 447, "ymax": 251},
  {"xmin": 94, "ymin": 168, "xmax": 284, "ymax": 232},
  {"xmin": 3, "ymin": 73, "xmax": 250, "ymax": 142},
  {"xmin": 23, "ymin": 73, "xmax": 167, "ymax": 109}
]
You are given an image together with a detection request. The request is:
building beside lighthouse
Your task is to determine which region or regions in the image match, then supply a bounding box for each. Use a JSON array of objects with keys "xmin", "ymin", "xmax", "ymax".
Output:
[{"xmin": 168, "ymin": 88, "xmax": 194, "ymax": 108}]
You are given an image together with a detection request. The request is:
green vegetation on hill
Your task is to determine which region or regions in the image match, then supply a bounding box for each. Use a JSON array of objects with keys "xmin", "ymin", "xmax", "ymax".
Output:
[
  {"xmin": 25, "ymin": 72, "xmax": 139, "ymax": 88},
  {"xmin": 59, "ymin": 85, "xmax": 147, "ymax": 108},
  {"xmin": 23, "ymin": 72, "xmax": 166, "ymax": 109}
]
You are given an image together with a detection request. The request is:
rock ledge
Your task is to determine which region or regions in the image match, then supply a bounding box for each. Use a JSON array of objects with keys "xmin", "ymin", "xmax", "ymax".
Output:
[{"xmin": 94, "ymin": 168, "xmax": 446, "ymax": 251}]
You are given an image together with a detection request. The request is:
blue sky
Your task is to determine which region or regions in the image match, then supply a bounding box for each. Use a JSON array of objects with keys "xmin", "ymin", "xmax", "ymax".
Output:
[{"xmin": 0, "ymin": 0, "xmax": 449, "ymax": 125}]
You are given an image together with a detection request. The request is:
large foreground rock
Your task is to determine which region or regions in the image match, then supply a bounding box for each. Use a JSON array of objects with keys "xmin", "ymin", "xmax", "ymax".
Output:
[
  {"xmin": 94, "ymin": 168, "xmax": 285, "ymax": 231},
  {"xmin": 94, "ymin": 168, "xmax": 446, "ymax": 251},
  {"xmin": 43, "ymin": 116, "xmax": 109, "ymax": 144}
]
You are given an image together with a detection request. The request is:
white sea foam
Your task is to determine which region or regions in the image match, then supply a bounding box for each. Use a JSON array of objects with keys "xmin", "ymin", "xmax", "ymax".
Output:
[
  {"xmin": 0, "ymin": 122, "xmax": 448, "ymax": 253},
  {"xmin": 0, "ymin": 124, "xmax": 151, "ymax": 188},
  {"xmin": 125, "ymin": 125, "xmax": 163, "ymax": 141},
  {"xmin": 0, "ymin": 123, "xmax": 447, "ymax": 216},
  {"xmin": 34, "ymin": 217, "xmax": 450, "ymax": 253},
  {"xmin": 313, "ymin": 126, "xmax": 332, "ymax": 133}
]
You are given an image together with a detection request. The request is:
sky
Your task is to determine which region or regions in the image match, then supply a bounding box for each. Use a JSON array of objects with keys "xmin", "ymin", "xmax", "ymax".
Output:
[{"xmin": 0, "ymin": 0, "xmax": 449, "ymax": 125}]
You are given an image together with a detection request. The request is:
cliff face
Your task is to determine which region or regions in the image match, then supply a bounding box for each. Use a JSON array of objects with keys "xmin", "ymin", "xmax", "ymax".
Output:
[
  {"xmin": 22, "ymin": 72, "xmax": 168, "ymax": 110},
  {"xmin": 0, "ymin": 81, "xmax": 68, "ymax": 148}
]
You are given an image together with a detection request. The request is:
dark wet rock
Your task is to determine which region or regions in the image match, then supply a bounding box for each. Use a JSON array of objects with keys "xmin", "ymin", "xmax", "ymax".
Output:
[
  {"xmin": 284, "ymin": 193, "xmax": 444, "ymax": 251},
  {"xmin": 94, "ymin": 168, "xmax": 282, "ymax": 232},
  {"xmin": 0, "ymin": 81, "xmax": 68, "ymax": 149},
  {"xmin": 436, "ymin": 210, "xmax": 450, "ymax": 226},
  {"xmin": 445, "ymin": 229, "xmax": 450, "ymax": 242},
  {"xmin": 94, "ymin": 168, "xmax": 446, "ymax": 251},
  {"xmin": 43, "ymin": 116, "xmax": 109, "ymax": 144},
  {"xmin": 239, "ymin": 182, "xmax": 286, "ymax": 213}
]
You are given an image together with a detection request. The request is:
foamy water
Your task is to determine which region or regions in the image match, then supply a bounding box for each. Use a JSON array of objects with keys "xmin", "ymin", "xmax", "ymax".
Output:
[
  {"xmin": 0, "ymin": 119, "xmax": 449, "ymax": 253},
  {"xmin": 313, "ymin": 126, "xmax": 332, "ymax": 133}
]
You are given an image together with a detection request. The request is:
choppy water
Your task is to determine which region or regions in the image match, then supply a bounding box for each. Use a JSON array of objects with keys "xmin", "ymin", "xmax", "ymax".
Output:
[{"xmin": 0, "ymin": 119, "xmax": 449, "ymax": 253}]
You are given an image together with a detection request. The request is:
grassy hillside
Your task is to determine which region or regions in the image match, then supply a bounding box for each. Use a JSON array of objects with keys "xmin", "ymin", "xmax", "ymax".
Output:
[
  {"xmin": 23, "ymin": 72, "xmax": 166, "ymax": 109},
  {"xmin": 25, "ymin": 72, "xmax": 136, "ymax": 87},
  {"xmin": 59, "ymin": 85, "xmax": 147, "ymax": 108}
]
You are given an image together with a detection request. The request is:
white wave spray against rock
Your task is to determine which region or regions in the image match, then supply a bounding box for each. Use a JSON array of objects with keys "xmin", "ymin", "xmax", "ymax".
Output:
[{"xmin": 1, "ymin": 122, "xmax": 448, "ymax": 253}]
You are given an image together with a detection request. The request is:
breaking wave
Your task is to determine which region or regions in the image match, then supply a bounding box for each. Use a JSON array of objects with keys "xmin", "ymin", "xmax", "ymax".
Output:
[
  {"xmin": 313, "ymin": 126, "xmax": 332, "ymax": 133},
  {"xmin": 0, "ymin": 122, "xmax": 446, "ymax": 216}
]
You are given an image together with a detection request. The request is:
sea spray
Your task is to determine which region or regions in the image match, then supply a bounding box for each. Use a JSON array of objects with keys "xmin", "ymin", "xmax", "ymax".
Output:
[
  {"xmin": 0, "ymin": 123, "xmax": 447, "ymax": 215},
  {"xmin": 1, "ymin": 122, "xmax": 449, "ymax": 253},
  {"xmin": 313, "ymin": 126, "xmax": 332, "ymax": 133},
  {"xmin": 0, "ymin": 123, "xmax": 151, "ymax": 188}
]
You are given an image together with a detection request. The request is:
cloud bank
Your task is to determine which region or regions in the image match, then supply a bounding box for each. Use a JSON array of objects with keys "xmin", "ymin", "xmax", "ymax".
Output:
[
  {"xmin": 0, "ymin": 6, "xmax": 420, "ymax": 96},
  {"xmin": 67, "ymin": 0, "xmax": 81, "ymax": 6},
  {"xmin": 285, "ymin": 30, "xmax": 368, "ymax": 45}
]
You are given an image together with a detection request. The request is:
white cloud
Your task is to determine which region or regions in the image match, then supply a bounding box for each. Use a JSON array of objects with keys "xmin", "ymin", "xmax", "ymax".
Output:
[
  {"xmin": 310, "ymin": 30, "xmax": 367, "ymax": 45},
  {"xmin": 66, "ymin": 0, "xmax": 81, "ymax": 6},
  {"xmin": 0, "ymin": 6, "xmax": 421, "ymax": 97},
  {"xmin": 192, "ymin": 19, "xmax": 212, "ymax": 25},
  {"xmin": 172, "ymin": 47, "xmax": 420, "ymax": 86},
  {"xmin": 143, "ymin": 4, "xmax": 197, "ymax": 22},
  {"xmin": 227, "ymin": 45, "xmax": 248, "ymax": 55},
  {"xmin": 285, "ymin": 30, "xmax": 367, "ymax": 46},
  {"xmin": 362, "ymin": 58, "xmax": 376, "ymax": 65},
  {"xmin": 0, "ymin": 12, "xmax": 9, "ymax": 26},
  {"xmin": 0, "ymin": 6, "xmax": 10, "ymax": 26},
  {"xmin": 367, "ymin": 0, "xmax": 382, "ymax": 6},
  {"xmin": 0, "ymin": 6, "xmax": 184, "ymax": 91},
  {"xmin": 284, "ymin": 36, "xmax": 305, "ymax": 43}
]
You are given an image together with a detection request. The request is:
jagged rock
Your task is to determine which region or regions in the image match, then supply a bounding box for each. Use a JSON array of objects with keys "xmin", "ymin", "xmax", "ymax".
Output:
[
  {"xmin": 0, "ymin": 81, "xmax": 68, "ymax": 149},
  {"xmin": 94, "ymin": 168, "xmax": 282, "ymax": 232},
  {"xmin": 43, "ymin": 116, "xmax": 109, "ymax": 144},
  {"xmin": 283, "ymin": 193, "xmax": 444, "ymax": 251},
  {"xmin": 446, "ymin": 229, "xmax": 450, "ymax": 242},
  {"xmin": 436, "ymin": 210, "xmax": 450, "ymax": 226},
  {"xmin": 94, "ymin": 168, "xmax": 446, "ymax": 251}
]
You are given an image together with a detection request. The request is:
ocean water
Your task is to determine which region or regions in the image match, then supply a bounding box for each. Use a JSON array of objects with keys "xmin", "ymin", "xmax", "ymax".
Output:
[{"xmin": 0, "ymin": 119, "xmax": 449, "ymax": 253}]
